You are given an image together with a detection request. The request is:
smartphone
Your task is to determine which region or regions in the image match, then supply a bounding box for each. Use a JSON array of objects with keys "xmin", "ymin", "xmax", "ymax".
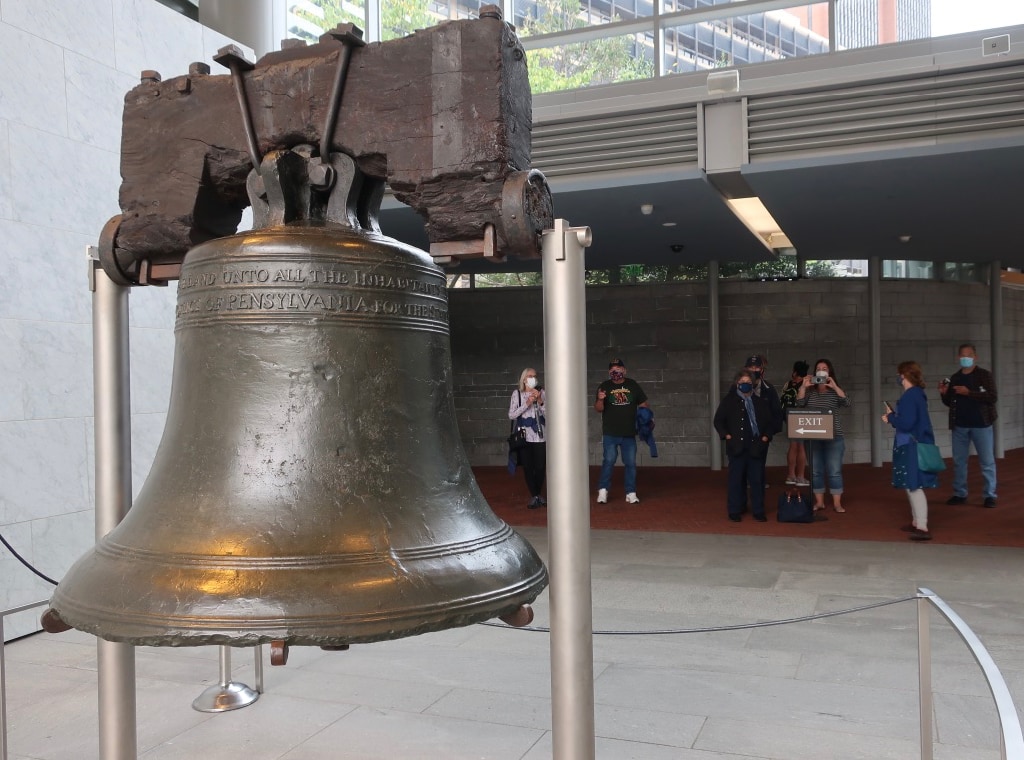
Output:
[{"xmin": 883, "ymin": 401, "xmax": 893, "ymax": 414}]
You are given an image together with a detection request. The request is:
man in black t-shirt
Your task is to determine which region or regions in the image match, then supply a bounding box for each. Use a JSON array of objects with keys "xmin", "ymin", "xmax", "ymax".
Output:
[{"xmin": 594, "ymin": 358, "xmax": 650, "ymax": 504}]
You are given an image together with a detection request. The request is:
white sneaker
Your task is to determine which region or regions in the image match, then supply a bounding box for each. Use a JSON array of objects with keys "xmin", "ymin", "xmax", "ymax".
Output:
[
  {"xmin": 625, "ymin": 492, "xmax": 640, "ymax": 504},
  {"xmin": 596, "ymin": 488, "xmax": 608, "ymax": 504}
]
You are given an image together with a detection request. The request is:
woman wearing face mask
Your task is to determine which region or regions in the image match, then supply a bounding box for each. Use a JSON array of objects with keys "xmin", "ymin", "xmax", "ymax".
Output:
[
  {"xmin": 509, "ymin": 368, "xmax": 547, "ymax": 509},
  {"xmin": 714, "ymin": 370, "xmax": 775, "ymax": 523},
  {"xmin": 883, "ymin": 361, "xmax": 938, "ymax": 541},
  {"xmin": 796, "ymin": 358, "xmax": 851, "ymax": 512}
]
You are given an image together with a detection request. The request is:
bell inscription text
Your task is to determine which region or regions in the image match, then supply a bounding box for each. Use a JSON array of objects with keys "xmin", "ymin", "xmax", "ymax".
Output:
[{"xmin": 176, "ymin": 260, "xmax": 449, "ymax": 331}]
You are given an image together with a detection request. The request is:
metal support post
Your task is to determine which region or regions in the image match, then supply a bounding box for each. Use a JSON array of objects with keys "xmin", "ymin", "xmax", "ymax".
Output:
[
  {"xmin": 917, "ymin": 591, "xmax": 934, "ymax": 760},
  {"xmin": 542, "ymin": 220, "xmax": 596, "ymax": 760},
  {"xmin": 90, "ymin": 255, "xmax": 138, "ymax": 760},
  {"xmin": 192, "ymin": 646, "xmax": 260, "ymax": 712}
]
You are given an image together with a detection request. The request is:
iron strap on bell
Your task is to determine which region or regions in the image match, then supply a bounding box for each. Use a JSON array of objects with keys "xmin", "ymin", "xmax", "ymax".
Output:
[{"xmin": 45, "ymin": 144, "xmax": 548, "ymax": 648}]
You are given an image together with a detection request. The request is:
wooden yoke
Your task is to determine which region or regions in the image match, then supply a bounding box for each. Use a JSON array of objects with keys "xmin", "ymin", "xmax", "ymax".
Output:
[{"xmin": 100, "ymin": 5, "xmax": 552, "ymax": 285}]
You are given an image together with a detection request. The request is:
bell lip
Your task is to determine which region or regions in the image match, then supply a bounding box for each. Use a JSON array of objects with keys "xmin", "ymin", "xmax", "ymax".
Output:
[{"xmin": 48, "ymin": 567, "xmax": 548, "ymax": 647}]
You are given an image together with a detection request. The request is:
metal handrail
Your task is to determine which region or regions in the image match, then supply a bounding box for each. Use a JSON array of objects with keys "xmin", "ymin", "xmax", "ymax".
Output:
[
  {"xmin": 1, "ymin": 599, "xmax": 50, "ymax": 760},
  {"xmin": 918, "ymin": 588, "xmax": 1024, "ymax": 760}
]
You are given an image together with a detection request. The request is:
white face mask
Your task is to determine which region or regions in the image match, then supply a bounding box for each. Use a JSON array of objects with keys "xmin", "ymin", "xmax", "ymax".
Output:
[{"xmin": 525, "ymin": 377, "xmax": 537, "ymax": 389}]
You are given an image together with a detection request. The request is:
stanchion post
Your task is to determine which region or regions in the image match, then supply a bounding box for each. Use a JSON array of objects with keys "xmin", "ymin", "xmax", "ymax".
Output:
[
  {"xmin": 90, "ymin": 254, "xmax": 138, "ymax": 760},
  {"xmin": 917, "ymin": 590, "xmax": 934, "ymax": 760},
  {"xmin": 542, "ymin": 220, "xmax": 595, "ymax": 760}
]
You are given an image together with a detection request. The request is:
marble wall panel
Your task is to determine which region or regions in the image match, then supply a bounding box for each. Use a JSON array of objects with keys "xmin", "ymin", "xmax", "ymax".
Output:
[
  {"xmin": 0, "ymin": 220, "xmax": 94, "ymax": 324},
  {"xmin": 201, "ymin": 26, "xmax": 255, "ymax": 67},
  {"xmin": 8, "ymin": 124, "xmax": 120, "ymax": 235},
  {"xmin": 0, "ymin": 21, "xmax": 69, "ymax": 136},
  {"xmin": 0, "ymin": 418, "xmax": 91, "ymax": 525},
  {"xmin": 1, "ymin": 0, "xmax": 116, "ymax": 67},
  {"xmin": 0, "ymin": 318, "xmax": 27, "ymax": 421},
  {"xmin": 19, "ymin": 320, "xmax": 93, "ymax": 420},
  {"xmin": 128, "ymin": 326, "xmax": 174, "ymax": 415},
  {"xmin": 128, "ymin": 282, "xmax": 176, "ymax": 330},
  {"xmin": 112, "ymin": 0, "xmax": 205, "ymax": 80},
  {"xmin": 32, "ymin": 508, "xmax": 94, "ymax": 580},
  {"xmin": 0, "ymin": 118, "xmax": 12, "ymax": 220},
  {"xmin": 64, "ymin": 50, "xmax": 136, "ymax": 154},
  {"xmin": 0, "ymin": 519, "xmax": 54, "ymax": 641}
]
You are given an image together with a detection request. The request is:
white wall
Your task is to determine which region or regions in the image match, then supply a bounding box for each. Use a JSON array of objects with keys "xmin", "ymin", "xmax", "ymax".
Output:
[{"xmin": 0, "ymin": 0, "xmax": 248, "ymax": 640}]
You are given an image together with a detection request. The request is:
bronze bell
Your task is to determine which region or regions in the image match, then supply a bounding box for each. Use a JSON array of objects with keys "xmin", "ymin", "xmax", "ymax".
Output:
[{"xmin": 46, "ymin": 147, "xmax": 548, "ymax": 648}]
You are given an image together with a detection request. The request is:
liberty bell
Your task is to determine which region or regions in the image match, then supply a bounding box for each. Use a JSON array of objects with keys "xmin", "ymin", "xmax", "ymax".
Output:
[{"xmin": 45, "ymin": 145, "xmax": 548, "ymax": 650}]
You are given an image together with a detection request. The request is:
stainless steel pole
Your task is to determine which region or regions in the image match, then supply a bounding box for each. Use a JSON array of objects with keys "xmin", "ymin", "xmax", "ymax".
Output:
[
  {"xmin": 917, "ymin": 592, "xmax": 934, "ymax": 760},
  {"xmin": 542, "ymin": 220, "xmax": 596, "ymax": 760},
  {"xmin": 1, "ymin": 614, "xmax": 6, "ymax": 760},
  {"xmin": 91, "ymin": 256, "xmax": 138, "ymax": 760}
]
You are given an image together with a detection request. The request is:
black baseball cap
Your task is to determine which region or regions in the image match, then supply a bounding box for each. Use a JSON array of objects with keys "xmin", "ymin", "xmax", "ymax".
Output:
[
  {"xmin": 745, "ymin": 355, "xmax": 763, "ymax": 368},
  {"xmin": 608, "ymin": 358, "xmax": 626, "ymax": 368}
]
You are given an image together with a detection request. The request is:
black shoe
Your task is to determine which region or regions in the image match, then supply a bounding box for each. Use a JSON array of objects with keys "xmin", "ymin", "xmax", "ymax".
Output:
[
  {"xmin": 753, "ymin": 515, "xmax": 767, "ymax": 523},
  {"xmin": 728, "ymin": 515, "xmax": 741, "ymax": 522},
  {"xmin": 909, "ymin": 528, "xmax": 932, "ymax": 541},
  {"xmin": 538, "ymin": 497, "xmax": 547, "ymax": 506},
  {"xmin": 527, "ymin": 496, "xmax": 542, "ymax": 509},
  {"xmin": 984, "ymin": 497, "xmax": 997, "ymax": 508},
  {"xmin": 946, "ymin": 495, "xmax": 967, "ymax": 505}
]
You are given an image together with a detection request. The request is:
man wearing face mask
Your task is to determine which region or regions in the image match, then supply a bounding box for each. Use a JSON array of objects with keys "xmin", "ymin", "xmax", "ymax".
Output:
[
  {"xmin": 594, "ymin": 358, "xmax": 650, "ymax": 504},
  {"xmin": 714, "ymin": 370, "xmax": 775, "ymax": 522},
  {"xmin": 744, "ymin": 355, "xmax": 784, "ymax": 438},
  {"xmin": 939, "ymin": 344, "xmax": 998, "ymax": 507}
]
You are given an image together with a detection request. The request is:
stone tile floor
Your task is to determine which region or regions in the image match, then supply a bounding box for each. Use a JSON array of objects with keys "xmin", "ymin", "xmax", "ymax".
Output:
[{"xmin": 4, "ymin": 528, "xmax": 1023, "ymax": 759}]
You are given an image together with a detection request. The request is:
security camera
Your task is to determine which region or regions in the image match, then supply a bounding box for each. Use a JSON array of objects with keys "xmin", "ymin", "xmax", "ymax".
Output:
[{"xmin": 670, "ymin": 244, "xmax": 684, "ymax": 252}]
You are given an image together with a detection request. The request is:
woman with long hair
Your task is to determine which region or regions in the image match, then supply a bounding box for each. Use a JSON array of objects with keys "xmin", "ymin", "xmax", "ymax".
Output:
[
  {"xmin": 884, "ymin": 361, "xmax": 938, "ymax": 541},
  {"xmin": 795, "ymin": 358, "xmax": 851, "ymax": 512},
  {"xmin": 508, "ymin": 367, "xmax": 547, "ymax": 509}
]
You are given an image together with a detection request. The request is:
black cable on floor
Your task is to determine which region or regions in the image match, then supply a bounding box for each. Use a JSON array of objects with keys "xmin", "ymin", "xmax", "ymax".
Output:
[
  {"xmin": 0, "ymin": 530, "xmax": 58, "ymax": 586},
  {"xmin": 481, "ymin": 595, "xmax": 919, "ymax": 635}
]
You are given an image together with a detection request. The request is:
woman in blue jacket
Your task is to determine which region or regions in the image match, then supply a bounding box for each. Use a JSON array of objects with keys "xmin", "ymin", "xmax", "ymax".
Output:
[{"xmin": 883, "ymin": 361, "xmax": 938, "ymax": 541}]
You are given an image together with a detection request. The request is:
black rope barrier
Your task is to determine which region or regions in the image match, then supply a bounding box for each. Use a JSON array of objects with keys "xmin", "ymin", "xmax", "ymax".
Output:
[
  {"xmin": 0, "ymin": 530, "xmax": 58, "ymax": 586},
  {"xmin": 481, "ymin": 595, "xmax": 919, "ymax": 635}
]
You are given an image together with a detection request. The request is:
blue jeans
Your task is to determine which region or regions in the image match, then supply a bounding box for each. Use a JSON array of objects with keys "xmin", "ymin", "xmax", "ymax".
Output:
[
  {"xmin": 951, "ymin": 426, "xmax": 997, "ymax": 499},
  {"xmin": 808, "ymin": 437, "xmax": 845, "ymax": 495},
  {"xmin": 599, "ymin": 435, "xmax": 638, "ymax": 494}
]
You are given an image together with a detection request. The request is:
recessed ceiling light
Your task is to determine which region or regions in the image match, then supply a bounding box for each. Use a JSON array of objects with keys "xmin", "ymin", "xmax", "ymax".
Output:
[
  {"xmin": 662, "ymin": 221, "xmax": 677, "ymax": 227},
  {"xmin": 640, "ymin": 204, "xmax": 654, "ymax": 215},
  {"xmin": 898, "ymin": 234, "xmax": 911, "ymax": 243}
]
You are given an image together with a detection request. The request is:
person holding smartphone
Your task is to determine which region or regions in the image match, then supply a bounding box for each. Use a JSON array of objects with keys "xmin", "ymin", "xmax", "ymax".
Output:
[
  {"xmin": 795, "ymin": 358, "xmax": 851, "ymax": 512},
  {"xmin": 884, "ymin": 361, "xmax": 938, "ymax": 541}
]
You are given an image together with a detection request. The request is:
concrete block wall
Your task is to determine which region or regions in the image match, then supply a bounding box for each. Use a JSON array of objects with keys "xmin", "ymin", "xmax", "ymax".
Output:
[{"xmin": 449, "ymin": 278, "xmax": 1022, "ymax": 470}]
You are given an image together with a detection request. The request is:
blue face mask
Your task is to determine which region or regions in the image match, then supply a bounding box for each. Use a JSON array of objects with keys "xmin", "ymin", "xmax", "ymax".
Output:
[
  {"xmin": 959, "ymin": 356, "xmax": 974, "ymax": 369},
  {"xmin": 737, "ymin": 382, "xmax": 754, "ymax": 394}
]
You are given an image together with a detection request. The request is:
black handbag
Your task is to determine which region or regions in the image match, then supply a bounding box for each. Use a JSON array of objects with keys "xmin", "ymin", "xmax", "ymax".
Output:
[
  {"xmin": 508, "ymin": 425, "xmax": 528, "ymax": 453},
  {"xmin": 508, "ymin": 391, "xmax": 529, "ymax": 454},
  {"xmin": 776, "ymin": 489, "xmax": 815, "ymax": 523}
]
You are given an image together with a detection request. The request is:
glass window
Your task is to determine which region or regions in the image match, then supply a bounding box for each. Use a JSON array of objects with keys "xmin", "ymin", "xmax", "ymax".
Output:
[
  {"xmin": 883, "ymin": 259, "xmax": 934, "ymax": 279},
  {"xmin": 288, "ymin": 0, "xmax": 365, "ymax": 41},
  {"xmin": 527, "ymin": 31, "xmax": 655, "ymax": 93},
  {"xmin": 663, "ymin": 4, "xmax": 829, "ymax": 74},
  {"xmin": 518, "ymin": 0, "xmax": 655, "ymax": 37}
]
